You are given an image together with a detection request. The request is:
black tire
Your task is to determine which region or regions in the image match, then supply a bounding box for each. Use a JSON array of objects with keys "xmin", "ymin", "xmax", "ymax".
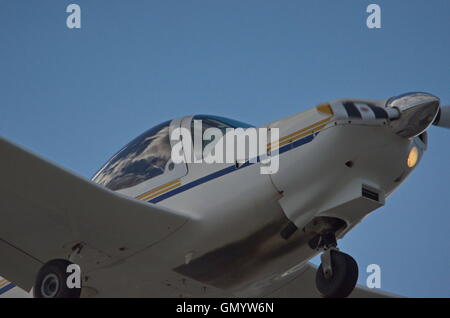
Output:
[
  {"xmin": 315, "ymin": 250, "xmax": 358, "ymax": 298},
  {"xmin": 33, "ymin": 259, "xmax": 81, "ymax": 298}
]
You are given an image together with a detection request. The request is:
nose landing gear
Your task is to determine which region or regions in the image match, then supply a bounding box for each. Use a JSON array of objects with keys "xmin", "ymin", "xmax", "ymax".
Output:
[{"xmin": 315, "ymin": 232, "xmax": 358, "ymax": 298}]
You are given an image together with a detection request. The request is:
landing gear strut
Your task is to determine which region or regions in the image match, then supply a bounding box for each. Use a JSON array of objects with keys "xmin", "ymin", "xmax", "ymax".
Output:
[{"xmin": 315, "ymin": 232, "xmax": 358, "ymax": 298}]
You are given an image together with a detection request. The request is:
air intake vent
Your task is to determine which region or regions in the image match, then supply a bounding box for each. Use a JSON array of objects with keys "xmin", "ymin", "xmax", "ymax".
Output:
[{"xmin": 362, "ymin": 187, "xmax": 379, "ymax": 202}]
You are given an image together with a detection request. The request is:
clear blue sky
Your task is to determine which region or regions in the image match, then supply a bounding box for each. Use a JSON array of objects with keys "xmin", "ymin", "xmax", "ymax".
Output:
[{"xmin": 0, "ymin": 0, "xmax": 448, "ymax": 297}]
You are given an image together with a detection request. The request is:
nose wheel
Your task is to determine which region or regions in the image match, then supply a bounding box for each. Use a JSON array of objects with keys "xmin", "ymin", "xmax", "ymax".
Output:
[{"xmin": 315, "ymin": 233, "xmax": 358, "ymax": 298}]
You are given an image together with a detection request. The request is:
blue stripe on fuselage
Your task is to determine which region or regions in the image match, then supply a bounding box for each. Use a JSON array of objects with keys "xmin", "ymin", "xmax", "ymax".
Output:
[
  {"xmin": 0, "ymin": 283, "xmax": 16, "ymax": 295},
  {"xmin": 149, "ymin": 133, "xmax": 315, "ymax": 204}
]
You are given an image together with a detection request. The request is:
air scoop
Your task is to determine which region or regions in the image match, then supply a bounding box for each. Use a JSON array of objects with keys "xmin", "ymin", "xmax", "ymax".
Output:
[{"xmin": 387, "ymin": 92, "xmax": 440, "ymax": 138}]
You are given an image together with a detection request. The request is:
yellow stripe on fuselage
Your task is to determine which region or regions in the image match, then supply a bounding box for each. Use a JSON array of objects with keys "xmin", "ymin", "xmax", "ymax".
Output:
[
  {"xmin": 135, "ymin": 115, "xmax": 333, "ymax": 202},
  {"xmin": 268, "ymin": 116, "xmax": 333, "ymax": 151},
  {"xmin": 136, "ymin": 179, "xmax": 181, "ymax": 201},
  {"xmin": 0, "ymin": 279, "xmax": 9, "ymax": 288},
  {"xmin": 140, "ymin": 181, "xmax": 181, "ymax": 201}
]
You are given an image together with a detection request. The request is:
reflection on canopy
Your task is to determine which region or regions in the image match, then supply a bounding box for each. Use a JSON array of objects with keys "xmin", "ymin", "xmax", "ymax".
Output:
[{"xmin": 92, "ymin": 121, "xmax": 171, "ymax": 191}]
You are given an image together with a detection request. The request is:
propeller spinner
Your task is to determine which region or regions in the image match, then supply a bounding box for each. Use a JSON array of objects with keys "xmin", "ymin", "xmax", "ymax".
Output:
[{"xmin": 386, "ymin": 92, "xmax": 446, "ymax": 137}]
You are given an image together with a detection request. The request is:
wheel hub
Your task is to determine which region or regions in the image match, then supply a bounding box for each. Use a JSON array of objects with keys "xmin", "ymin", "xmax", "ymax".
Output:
[{"xmin": 41, "ymin": 273, "xmax": 60, "ymax": 298}]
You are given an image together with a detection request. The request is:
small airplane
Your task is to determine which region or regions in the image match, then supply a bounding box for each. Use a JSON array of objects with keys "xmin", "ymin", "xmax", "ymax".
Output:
[{"xmin": 0, "ymin": 92, "xmax": 448, "ymax": 298}]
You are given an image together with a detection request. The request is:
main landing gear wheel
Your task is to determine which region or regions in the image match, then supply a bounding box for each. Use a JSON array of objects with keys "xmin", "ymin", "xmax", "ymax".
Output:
[
  {"xmin": 33, "ymin": 259, "xmax": 81, "ymax": 298},
  {"xmin": 315, "ymin": 250, "xmax": 358, "ymax": 298}
]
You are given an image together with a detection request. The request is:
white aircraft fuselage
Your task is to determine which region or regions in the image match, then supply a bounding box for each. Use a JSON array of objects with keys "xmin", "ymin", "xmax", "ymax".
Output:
[{"xmin": 84, "ymin": 95, "xmax": 429, "ymax": 297}]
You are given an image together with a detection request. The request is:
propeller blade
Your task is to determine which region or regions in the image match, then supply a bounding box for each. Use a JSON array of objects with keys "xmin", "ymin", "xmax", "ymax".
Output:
[{"xmin": 433, "ymin": 105, "xmax": 450, "ymax": 128}]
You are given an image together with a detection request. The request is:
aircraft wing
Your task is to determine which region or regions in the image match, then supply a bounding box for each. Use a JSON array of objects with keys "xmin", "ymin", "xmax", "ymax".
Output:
[
  {"xmin": 238, "ymin": 262, "xmax": 399, "ymax": 298},
  {"xmin": 0, "ymin": 137, "xmax": 192, "ymax": 291}
]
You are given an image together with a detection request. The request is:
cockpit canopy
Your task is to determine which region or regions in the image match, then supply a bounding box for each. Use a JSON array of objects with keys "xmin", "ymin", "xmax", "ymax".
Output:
[
  {"xmin": 92, "ymin": 115, "xmax": 253, "ymax": 191},
  {"xmin": 92, "ymin": 120, "xmax": 171, "ymax": 191}
]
